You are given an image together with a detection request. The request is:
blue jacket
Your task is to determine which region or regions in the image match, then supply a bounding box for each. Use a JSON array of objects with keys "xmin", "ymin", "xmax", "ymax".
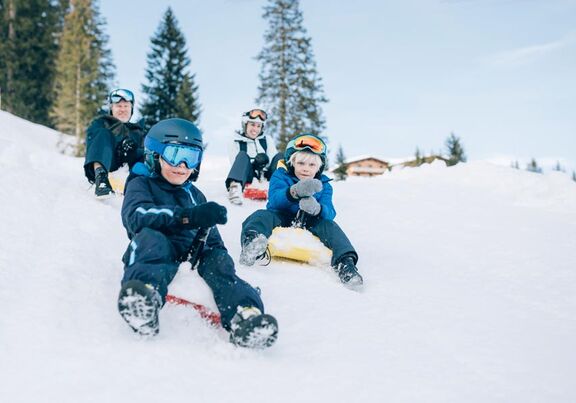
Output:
[
  {"xmin": 121, "ymin": 163, "xmax": 226, "ymax": 259},
  {"xmin": 266, "ymin": 166, "xmax": 336, "ymax": 220}
]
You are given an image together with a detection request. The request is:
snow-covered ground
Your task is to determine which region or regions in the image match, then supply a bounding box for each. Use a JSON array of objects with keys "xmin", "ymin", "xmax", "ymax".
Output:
[{"xmin": 1, "ymin": 110, "xmax": 575, "ymax": 403}]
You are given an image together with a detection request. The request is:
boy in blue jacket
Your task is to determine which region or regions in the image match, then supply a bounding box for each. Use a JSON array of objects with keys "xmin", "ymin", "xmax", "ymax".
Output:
[
  {"xmin": 240, "ymin": 133, "xmax": 363, "ymax": 289},
  {"xmin": 118, "ymin": 118, "xmax": 278, "ymax": 348}
]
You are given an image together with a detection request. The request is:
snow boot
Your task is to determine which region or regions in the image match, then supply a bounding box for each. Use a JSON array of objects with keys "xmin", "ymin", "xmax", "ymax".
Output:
[
  {"xmin": 118, "ymin": 280, "xmax": 162, "ymax": 336},
  {"xmin": 228, "ymin": 181, "xmax": 243, "ymax": 206},
  {"xmin": 94, "ymin": 166, "xmax": 114, "ymax": 198},
  {"xmin": 239, "ymin": 232, "xmax": 269, "ymax": 266},
  {"xmin": 229, "ymin": 306, "xmax": 278, "ymax": 349},
  {"xmin": 334, "ymin": 255, "xmax": 363, "ymax": 290}
]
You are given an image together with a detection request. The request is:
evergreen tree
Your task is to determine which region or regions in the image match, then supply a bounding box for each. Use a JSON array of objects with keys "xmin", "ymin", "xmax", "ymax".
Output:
[
  {"xmin": 572, "ymin": 171, "xmax": 576, "ymax": 182},
  {"xmin": 414, "ymin": 147, "xmax": 423, "ymax": 166},
  {"xmin": 526, "ymin": 158, "xmax": 542, "ymax": 174},
  {"xmin": 511, "ymin": 160, "xmax": 520, "ymax": 169},
  {"xmin": 333, "ymin": 144, "xmax": 348, "ymax": 181},
  {"xmin": 553, "ymin": 160, "xmax": 565, "ymax": 172},
  {"xmin": 140, "ymin": 8, "xmax": 201, "ymax": 130},
  {"xmin": 256, "ymin": 0, "xmax": 328, "ymax": 152},
  {"xmin": 0, "ymin": 0, "xmax": 65, "ymax": 125},
  {"xmin": 444, "ymin": 132, "xmax": 466, "ymax": 166},
  {"xmin": 51, "ymin": 0, "xmax": 114, "ymax": 156}
]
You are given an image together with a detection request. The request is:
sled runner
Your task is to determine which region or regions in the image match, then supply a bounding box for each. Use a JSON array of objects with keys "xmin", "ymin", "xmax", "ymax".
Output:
[{"xmin": 165, "ymin": 294, "xmax": 221, "ymax": 326}]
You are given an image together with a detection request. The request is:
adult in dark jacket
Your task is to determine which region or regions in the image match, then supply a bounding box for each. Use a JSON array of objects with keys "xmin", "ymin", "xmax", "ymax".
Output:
[
  {"xmin": 84, "ymin": 88, "xmax": 145, "ymax": 198},
  {"xmin": 239, "ymin": 134, "xmax": 363, "ymax": 290},
  {"xmin": 118, "ymin": 118, "xmax": 278, "ymax": 348},
  {"xmin": 225, "ymin": 108, "xmax": 282, "ymax": 205}
]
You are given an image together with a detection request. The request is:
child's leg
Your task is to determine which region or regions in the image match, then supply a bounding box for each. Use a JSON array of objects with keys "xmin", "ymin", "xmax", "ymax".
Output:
[
  {"xmin": 197, "ymin": 248, "xmax": 264, "ymax": 330},
  {"xmin": 121, "ymin": 227, "xmax": 179, "ymax": 303},
  {"xmin": 308, "ymin": 219, "xmax": 358, "ymax": 266},
  {"xmin": 241, "ymin": 209, "xmax": 285, "ymax": 243}
]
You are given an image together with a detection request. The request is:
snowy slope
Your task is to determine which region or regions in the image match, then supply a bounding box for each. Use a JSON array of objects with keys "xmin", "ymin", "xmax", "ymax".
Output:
[{"xmin": 1, "ymin": 110, "xmax": 576, "ymax": 403}]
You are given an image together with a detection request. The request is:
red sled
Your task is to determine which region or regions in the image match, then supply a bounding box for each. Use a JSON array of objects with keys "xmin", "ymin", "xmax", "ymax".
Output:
[
  {"xmin": 243, "ymin": 182, "xmax": 268, "ymax": 200},
  {"xmin": 166, "ymin": 294, "xmax": 221, "ymax": 326}
]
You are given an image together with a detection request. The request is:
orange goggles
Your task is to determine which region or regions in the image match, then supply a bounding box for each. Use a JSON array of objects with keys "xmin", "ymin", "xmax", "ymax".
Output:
[
  {"xmin": 247, "ymin": 109, "xmax": 267, "ymax": 121},
  {"xmin": 289, "ymin": 135, "xmax": 327, "ymax": 155}
]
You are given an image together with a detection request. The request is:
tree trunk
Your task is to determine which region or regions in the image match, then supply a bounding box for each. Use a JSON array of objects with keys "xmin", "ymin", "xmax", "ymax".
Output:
[
  {"xmin": 75, "ymin": 62, "xmax": 81, "ymax": 156},
  {"xmin": 6, "ymin": 0, "xmax": 16, "ymax": 113}
]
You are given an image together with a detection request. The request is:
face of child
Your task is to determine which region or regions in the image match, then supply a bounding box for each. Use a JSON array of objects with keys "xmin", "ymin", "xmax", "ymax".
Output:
[
  {"xmin": 159, "ymin": 157, "xmax": 193, "ymax": 185},
  {"xmin": 293, "ymin": 156, "xmax": 321, "ymax": 180}
]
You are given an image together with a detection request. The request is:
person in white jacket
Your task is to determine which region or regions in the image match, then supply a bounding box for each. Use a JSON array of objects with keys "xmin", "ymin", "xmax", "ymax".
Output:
[{"xmin": 226, "ymin": 108, "xmax": 282, "ymax": 205}]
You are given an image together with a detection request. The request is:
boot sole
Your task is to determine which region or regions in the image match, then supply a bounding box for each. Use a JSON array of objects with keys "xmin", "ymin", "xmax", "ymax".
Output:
[
  {"xmin": 231, "ymin": 314, "xmax": 279, "ymax": 349},
  {"xmin": 118, "ymin": 281, "xmax": 160, "ymax": 336}
]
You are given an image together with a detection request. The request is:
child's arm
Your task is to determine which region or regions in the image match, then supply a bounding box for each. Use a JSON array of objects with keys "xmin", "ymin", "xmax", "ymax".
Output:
[
  {"xmin": 317, "ymin": 181, "xmax": 336, "ymax": 220},
  {"xmin": 266, "ymin": 169, "xmax": 299, "ymax": 215},
  {"xmin": 121, "ymin": 177, "xmax": 185, "ymax": 237}
]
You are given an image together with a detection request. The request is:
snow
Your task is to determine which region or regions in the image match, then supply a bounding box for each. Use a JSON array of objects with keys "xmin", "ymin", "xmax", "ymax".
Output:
[{"xmin": 1, "ymin": 110, "xmax": 576, "ymax": 403}]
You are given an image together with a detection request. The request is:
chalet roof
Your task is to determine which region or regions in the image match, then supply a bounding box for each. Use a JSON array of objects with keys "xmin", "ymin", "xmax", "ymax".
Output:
[{"xmin": 345, "ymin": 155, "xmax": 389, "ymax": 164}]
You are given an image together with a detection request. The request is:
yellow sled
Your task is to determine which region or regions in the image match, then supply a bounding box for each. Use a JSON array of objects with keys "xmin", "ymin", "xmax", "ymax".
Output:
[
  {"xmin": 108, "ymin": 172, "xmax": 127, "ymax": 195},
  {"xmin": 267, "ymin": 226, "xmax": 332, "ymax": 266}
]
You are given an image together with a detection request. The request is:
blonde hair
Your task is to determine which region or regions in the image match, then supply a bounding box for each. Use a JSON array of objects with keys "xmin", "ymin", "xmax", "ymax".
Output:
[{"xmin": 289, "ymin": 151, "xmax": 322, "ymax": 168}]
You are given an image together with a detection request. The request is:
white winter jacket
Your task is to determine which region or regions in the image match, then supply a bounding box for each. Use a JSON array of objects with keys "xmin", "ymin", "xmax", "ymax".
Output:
[{"xmin": 227, "ymin": 131, "xmax": 278, "ymax": 165}]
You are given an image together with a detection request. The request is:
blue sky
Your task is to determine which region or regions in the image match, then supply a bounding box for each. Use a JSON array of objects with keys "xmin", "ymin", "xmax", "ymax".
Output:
[{"xmin": 100, "ymin": 0, "xmax": 576, "ymax": 170}]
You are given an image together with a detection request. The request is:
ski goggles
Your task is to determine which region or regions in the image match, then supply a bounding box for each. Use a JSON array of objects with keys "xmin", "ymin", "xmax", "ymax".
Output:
[
  {"xmin": 145, "ymin": 137, "xmax": 202, "ymax": 169},
  {"xmin": 246, "ymin": 109, "xmax": 267, "ymax": 121},
  {"xmin": 289, "ymin": 135, "xmax": 327, "ymax": 155},
  {"xmin": 109, "ymin": 88, "xmax": 134, "ymax": 104}
]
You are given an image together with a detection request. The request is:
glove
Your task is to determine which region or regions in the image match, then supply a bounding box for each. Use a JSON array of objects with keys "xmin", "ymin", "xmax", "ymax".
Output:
[
  {"xmin": 290, "ymin": 178, "xmax": 323, "ymax": 199},
  {"xmin": 117, "ymin": 136, "xmax": 137, "ymax": 160},
  {"xmin": 175, "ymin": 202, "xmax": 228, "ymax": 228},
  {"xmin": 252, "ymin": 153, "xmax": 270, "ymax": 171},
  {"xmin": 299, "ymin": 197, "xmax": 321, "ymax": 216}
]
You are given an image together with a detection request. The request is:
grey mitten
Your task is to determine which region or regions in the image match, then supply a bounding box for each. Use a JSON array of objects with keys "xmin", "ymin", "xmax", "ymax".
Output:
[
  {"xmin": 290, "ymin": 178, "xmax": 323, "ymax": 199},
  {"xmin": 299, "ymin": 197, "xmax": 321, "ymax": 216}
]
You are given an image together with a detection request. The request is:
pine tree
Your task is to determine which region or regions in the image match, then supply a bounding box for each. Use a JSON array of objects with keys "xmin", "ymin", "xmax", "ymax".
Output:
[
  {"xmin": 553, "ymin": 160, "xmax": 565, "ymax": 172},
  {"xmin": 333, "ymin": 144, "xmax": 348, "ymax": 181},
  {"xmin": 140, "ymin": 8, "xmax": 201, "ymax": 130},
  {"xmin": 0, "ymin": 0, "xmax": 64, "ymax": 125},
  {"xmin": 256, "ymin": 0, "xmax": 328, "ymax": 152},
  {"xmin": 526, "ymin": 158, "xmax": 542, "ymax": 174},
  {"xmin": 511, "ymin": 160, "xmax": 520, "ymax": 169},
  {"xmin": 572, "ymin": 171, "xmax": 576, "ymax": 182},
  {"xmin": 51, "ymin": 0, "xmax": 114, "ymax": 156},
  {"xmin": 444, "ymin": 132, "xmax": 466, "ymax": 166},
  {"xmin": 414, "ymin": 147, "xmax": 423, "ymax": 166}
]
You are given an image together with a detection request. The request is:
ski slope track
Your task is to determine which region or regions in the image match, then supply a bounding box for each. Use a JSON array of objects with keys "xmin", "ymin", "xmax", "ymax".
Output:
[{"xmin": 1, "ymin": 110, "xmax": 575, "ymax": 403}]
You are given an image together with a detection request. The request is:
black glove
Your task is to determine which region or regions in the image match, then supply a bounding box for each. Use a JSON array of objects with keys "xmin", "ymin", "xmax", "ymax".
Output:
[
  {"xmin": 117, "ymin": 136, "xmax": 137, "ymax": 160},
  {"xmin": 175, "ymin": 202, "xmax": 228, "ymax": 228},
  {"xmin": 252, "ymin": 153, "xmax": 270, "ymax": 170},
  {"xmin": 290, "ymin": 178, "xmax": 323, "ymax": 199}
]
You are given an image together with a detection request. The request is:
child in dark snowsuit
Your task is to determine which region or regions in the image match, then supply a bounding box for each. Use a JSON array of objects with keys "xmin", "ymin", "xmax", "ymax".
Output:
[
  {"xmin": 239, "ymin": 133, "xmax": 363, "ymax": 290},
  {"xmin": 118, "ymin": 118, "xmax": 278, "ymax": 348}
]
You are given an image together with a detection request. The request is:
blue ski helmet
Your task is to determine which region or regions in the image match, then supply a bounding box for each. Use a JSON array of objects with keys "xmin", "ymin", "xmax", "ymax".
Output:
[{"xmin": 144, "ymin": 118, "xmax": 204, "ymax": 182}]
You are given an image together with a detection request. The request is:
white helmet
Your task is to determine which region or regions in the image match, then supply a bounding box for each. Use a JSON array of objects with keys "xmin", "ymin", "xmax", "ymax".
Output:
[{"xmin": 241, "ymin": 108, "xmax": 267, "ymax": 133}]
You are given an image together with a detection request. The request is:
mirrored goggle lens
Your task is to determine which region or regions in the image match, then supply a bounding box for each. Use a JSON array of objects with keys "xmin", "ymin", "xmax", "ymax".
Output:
[
  {"xmin": 293, "ymin": 135, "xmax": 326, "ymax": 154},
  {"xmin": 248, "ymin": 109, "xmax": 267, "ymax": 120},
  {"xmin": 161, "ymin": 144, "xmax": 202, "ymax": 168},
  {"xmin": 109, "ymin": 89, "xmax": 134, "ymax": 104}
]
